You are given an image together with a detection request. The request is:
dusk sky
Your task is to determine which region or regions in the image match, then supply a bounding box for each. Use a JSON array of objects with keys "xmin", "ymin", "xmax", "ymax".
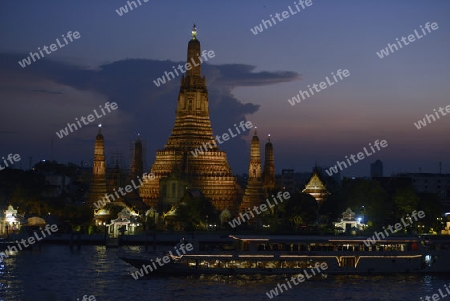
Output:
[{"xmin": 1, "ymin": 0, "xmax": 449, "ymax": 177}]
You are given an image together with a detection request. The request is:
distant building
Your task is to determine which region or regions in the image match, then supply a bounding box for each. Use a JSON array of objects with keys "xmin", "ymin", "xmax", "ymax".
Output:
[
  {"xmin": 41, "ymin": 174, "xmax": 71, "ymax": 198},
  {"xmin": 334, "ymin": 208, "xmax": 366, "ymax": 234},
  {"xmin": 398, "ymin": 173, "xmax": 450, "ymax": 200},
  {"xmin": 275, "ymin": 169, "xmax": 295, "ymax": 192},
  {"xmin": 0, "ymin": 205, "xmax": 23, "ymax": 235},
  {"xmin": 370, "ymin": 160, "xmax": 383, "ymax": 178}
]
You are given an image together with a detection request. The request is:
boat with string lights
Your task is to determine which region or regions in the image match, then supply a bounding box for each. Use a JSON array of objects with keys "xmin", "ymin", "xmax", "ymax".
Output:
[{"xmin": 119, "ymin": 235, "xmax": 450, "ymax": 276}]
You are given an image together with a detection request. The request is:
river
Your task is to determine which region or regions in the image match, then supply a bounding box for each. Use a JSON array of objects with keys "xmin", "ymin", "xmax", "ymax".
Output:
[{"xmin": 0, "ymin": 244, "xmax": 448, "ymax": 301}]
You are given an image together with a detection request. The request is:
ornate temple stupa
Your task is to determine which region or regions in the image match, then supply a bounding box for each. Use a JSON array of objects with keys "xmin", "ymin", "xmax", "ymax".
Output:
[
  {"xmin": 139, "ymin": 25, "xmax": 241, "ymax": 215},
  {"xmin": 88, "ymin": 124, "xmax": 108, "ymax": 207},
  {"xmin": 262, "ymin": 134, "xmax": 275, "ymax": 192},
  {"xmin": 240, "ymin": 128, "xmax": 265, "ymax": 212},
  {"xmin": 302, "ymin": 168, "xmax": 329, "ymax": 204}
]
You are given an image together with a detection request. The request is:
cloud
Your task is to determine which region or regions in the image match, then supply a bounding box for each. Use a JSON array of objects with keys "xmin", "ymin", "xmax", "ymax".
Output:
[
  {"xmin": 207, "ymin": 64, "xmax": 301, "ymax": 88},
  {"xmin": 0, "ymin": 53, "xmax": 299, "ymax": 173}
]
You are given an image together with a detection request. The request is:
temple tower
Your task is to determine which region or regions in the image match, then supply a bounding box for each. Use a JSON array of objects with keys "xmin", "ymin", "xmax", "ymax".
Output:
[
  {"xmin": 140, "ymin": 25, "xmax": 240, "ymax": 214},
  {"xmin": 240, "ymin": 129, "xmax": 265, "ymax": 212},
  {"xmin": 108, "ymin": 158, "xmax": 124, "ymax": 203},
  {"xmin": 263, "ymin": 134, "xmax": 275, "ymax": 191},
  {"xmin": 130, "ymin": 135, "xmax": 144, "ymax": 180},
  {"xmin": 302, "ymin": 168, "xmax": 329, "ymax": 204},
  {"xmin": 88, "ymin": 124, "xmax": 108, "ymax": 207}
]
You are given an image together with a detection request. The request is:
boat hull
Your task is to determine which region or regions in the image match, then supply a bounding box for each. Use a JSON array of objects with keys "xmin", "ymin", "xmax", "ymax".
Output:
[{"xmin": 119, "ymin": 251, "xmax": 424, "ymax": 276}]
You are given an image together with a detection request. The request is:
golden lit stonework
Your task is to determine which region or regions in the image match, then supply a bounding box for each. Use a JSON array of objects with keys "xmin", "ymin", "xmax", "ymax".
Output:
[
  {"xmin": 139, "ymin": 26, "xmax": 241, "ymax": 214},
  {"xmin": 88, "ymin": 124, "xmax": 108, "ymax": 207},
  {"xmin": 263, "ymin": 134, "xmax": 275, "ymax": 192},
  {"xmin": 240, "ymin": 129, "xmax": 265, "ymax": 212},
  {"xmin": 302, "ymin": 169, "xmax": 329, "ymax": 204}
]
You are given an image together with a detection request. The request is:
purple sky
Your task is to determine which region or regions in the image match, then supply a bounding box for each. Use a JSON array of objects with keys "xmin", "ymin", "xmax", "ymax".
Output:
[{"xmin": 1, "ymin": 0, "xmax": 449, "ymax": 176}]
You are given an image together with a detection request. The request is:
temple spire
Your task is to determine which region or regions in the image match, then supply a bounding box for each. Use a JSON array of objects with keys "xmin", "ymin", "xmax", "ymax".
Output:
[
  {"xmin": 88, "ymin": 124, "xmax": 107, "ymax": 208},
  {"xmin": 191, "ymin": 24, "xmax": 197, "ymax": 40},
  {"xmin": 186, "ymin": 24, "xmax": 202, "ymax": 79},
  {"xmin": 248, "ymin": 129, "xmax": 261, "ymax": 179},
  {"xmin": 240, "ymin": 127, "xmax": 264, "ymax": 214},
  {"xmin": 263, "ymin": 134, "xmax": 275, "ymax": 191}
]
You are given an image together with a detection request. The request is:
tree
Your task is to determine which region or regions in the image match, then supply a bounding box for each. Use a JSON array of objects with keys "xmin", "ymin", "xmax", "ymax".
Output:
[
  {"xmin": 175, "ymin": 196, "xmax": 218, "ymax": 230},
  {"xmin": 393, "ymin": 187, "xmax": 420, "ymax": 217},
  {"xmin": 319, "ymin": 188, "xmax": 344, "ymax": 223},
  {"xmin": 61, "ymin": 204, "xmax": 93, "ymax": 226},
  {"xmin": 342, "ymin": 178, "xmax": 388, "ymax": 230},
  {"xmin": 10, "ymin": 183, "xmax": 49, "ymax": 216},
  {"xmin": 266, "ymin": 192, "xmax": 318, "ymax": 232},
  {"xmin": 418, "ymin": 192, "xmax": 442, "ymax": 231}
]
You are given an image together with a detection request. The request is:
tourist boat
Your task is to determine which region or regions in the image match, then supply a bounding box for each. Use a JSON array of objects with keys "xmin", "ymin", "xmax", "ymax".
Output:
[{"xmin": 118, "ymin": 235, "xmax": 450, "ymax": 276}]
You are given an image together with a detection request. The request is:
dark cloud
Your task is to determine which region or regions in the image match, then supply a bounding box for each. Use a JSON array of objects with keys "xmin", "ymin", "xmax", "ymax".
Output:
[
  {"xmin": 30, "ymin": 89, "xmax": 63, "ymax": 94},
  {"xmin": 208, "ymin": 64, "xmax": 301, "ymax": 87},
  {"xmin": 0, "ymin": 53, "xmax": 299, "ymax": 173}
]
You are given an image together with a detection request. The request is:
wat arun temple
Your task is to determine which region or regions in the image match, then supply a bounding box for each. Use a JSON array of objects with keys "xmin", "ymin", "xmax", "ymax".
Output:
[
  {"xmin": 88, "ymin": 26, "xmax": 327, "ymax": 228},
  {"xmin": 139, "ymin": 25, "xmax": 253, "ymax": 217}
]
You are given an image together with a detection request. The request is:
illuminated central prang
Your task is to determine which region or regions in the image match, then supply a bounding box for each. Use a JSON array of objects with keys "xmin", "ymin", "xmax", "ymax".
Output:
[{"xmin": 139, "ymin": 26, "xmax": 241, "ymax": 215}]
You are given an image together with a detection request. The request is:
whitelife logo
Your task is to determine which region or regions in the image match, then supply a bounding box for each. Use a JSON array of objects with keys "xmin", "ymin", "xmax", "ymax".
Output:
[
  {"xmin": 250, "ymin": 0, "xmax": 313, "ymax": 35},
  {"xmin": 414, "ymin": 105, "xmax": 450, "ymax": 129},
  {"xmin": 93, "ymin": 173, "xmax": 155, "ymax": 209},
  {"xmin": 0, "ymin": 153, "xmax": 21, "ymax": 171},
  {"xmin": 420, "ymin": 283, "xmax": 450, "ymax": 301},
  {"xmin": 55, "ymin": 102, "xmax": 118, "ymax": 139},
  {"xmin": 325, "ymin": 140, "xmax": 388, "ymax": 176},
  {"xmin": 18, "ymin": 31, "xmax": 81, "ymax": 68},
  {"xmin": 153, "ymin": 50, "xmax": 215, "ymax": 87},
  {"xmin": 77, "ymin": 296, "xmax": 96, "ymax": 301},
  {"xmin": 130, "ymin": 242, "xmax": 193, "ymax": 279},
  {"xmin": 363, "ymin": 210, "xmax": 425, "ymax": 247},
  {"xmin": 0, "ymin": 224, "xmax": 58, "ymax": 262},
  {"xmin": 191, "ymin": 121, "xmax": 253, "ymax": 157},
  {"xmin": 115, "ymin": 0, "xmax": 149, "ymax": 16},
  {"xmin": 228, "ymin": 192, "xmax": 291, "ymax": 228},
  {"xmin": 266, "ymin": 262, "xmax": 328, "ymax": 299},
  {"xmin": 287, "ymin": 69, "xmax": 350, "ymax": 106},
  {"xmin": 376, "ymin": 22, "xmax": 439, "ymax": 59}
]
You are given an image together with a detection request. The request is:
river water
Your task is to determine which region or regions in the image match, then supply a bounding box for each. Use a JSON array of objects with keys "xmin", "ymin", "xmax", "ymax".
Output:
[{"xmin": 0, "ymin": 244, "xmax": 448, "ymax": 301}]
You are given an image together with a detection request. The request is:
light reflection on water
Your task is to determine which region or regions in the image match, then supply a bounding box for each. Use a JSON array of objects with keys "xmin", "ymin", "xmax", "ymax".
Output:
[{"xmin": 0, "ymin": 244, "xmax": 449, "ymax": 301}]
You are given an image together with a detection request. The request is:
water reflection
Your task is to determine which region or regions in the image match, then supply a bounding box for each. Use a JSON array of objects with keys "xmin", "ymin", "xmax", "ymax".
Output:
[{"xmin": 0, "ymin": 245, "xmax": 448, "ymax": 301}]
